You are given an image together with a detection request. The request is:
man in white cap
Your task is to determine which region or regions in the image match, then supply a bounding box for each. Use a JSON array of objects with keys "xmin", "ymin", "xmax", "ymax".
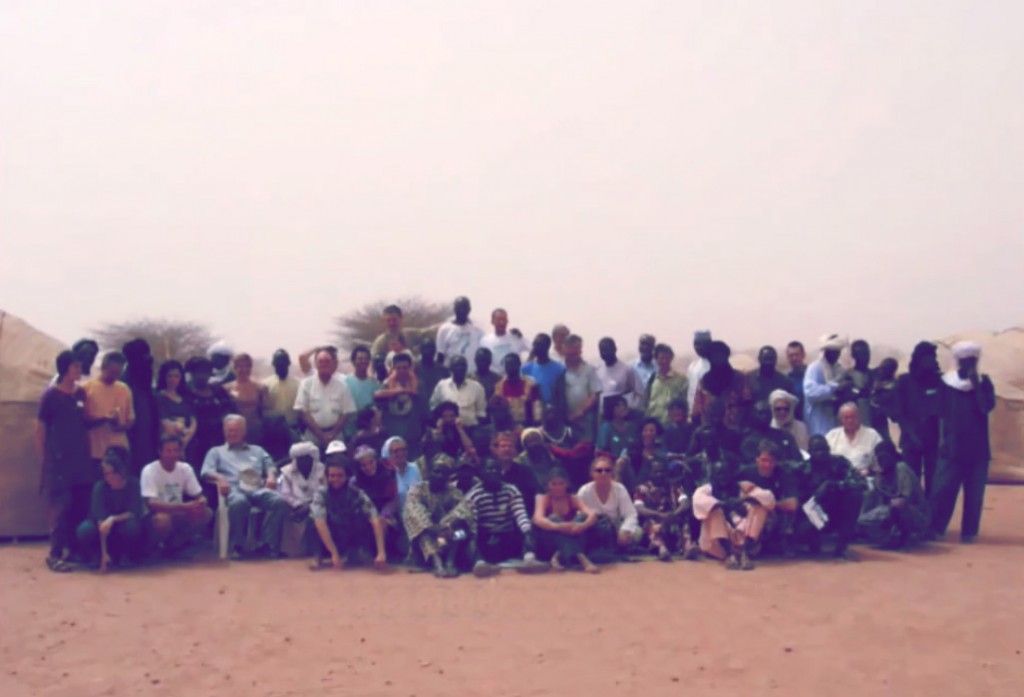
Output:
[
  {"xmin": 686, "ymin": 331, "xmax": 712, "ymax": 412},
  {"xmin": 929, "ymin": 341, "xmax": 996, "ymax": 544},
  {"xmin": 803, "ymin": 334, "xmax": 848, "ymax": 437},
  {"xmin": 207, "ymin": 341, "xmax": 235, "ymax": 387}
]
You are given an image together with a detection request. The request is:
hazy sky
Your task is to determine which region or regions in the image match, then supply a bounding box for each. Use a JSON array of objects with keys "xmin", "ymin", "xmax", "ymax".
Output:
[{"xmin": 3, "ymin": 1, "xmax": 1022, "ymax": 364}]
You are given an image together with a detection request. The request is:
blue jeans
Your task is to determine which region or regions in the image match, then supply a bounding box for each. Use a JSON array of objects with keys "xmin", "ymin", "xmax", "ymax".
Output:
[
  {"xmin": 76, "ymin": 517, "xmax": 143, "ymax": 564},
  {"xmin": 228, "ymin": 488, "xmax": 289, "ymax": 553}
]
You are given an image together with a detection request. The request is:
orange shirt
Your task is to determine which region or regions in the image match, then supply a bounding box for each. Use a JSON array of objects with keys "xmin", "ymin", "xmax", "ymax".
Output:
[{"xmin": 82, "ymin": 378, "xmax": 135, "ymax": 459}]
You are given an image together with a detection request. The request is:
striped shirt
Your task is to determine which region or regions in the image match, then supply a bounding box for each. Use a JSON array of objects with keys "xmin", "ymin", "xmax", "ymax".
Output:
[{"xmin": 465, "ymin": 483, "xmax": 531, "ymax": 535}]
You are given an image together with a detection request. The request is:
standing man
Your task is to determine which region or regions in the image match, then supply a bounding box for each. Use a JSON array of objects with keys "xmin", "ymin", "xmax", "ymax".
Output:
[
  {"xmin": 82, "ymin": 352, "xmax": 135, "ymax": 467},
  {"xmin": 746, "ymin": 346, "xmax": 795, "ymax": 406},
  {"xmin": 894, "ymin": 342, "xmax": 943, "ymax": 494},
  {"xmin": 345, "ymin": 346, "xmax": 381, "ymax": 413},
  {"xmin": 375, "ymin": 354, "xmax": 426, "ymax": 458},
  {"xmin": 294, "ymin": 348, "xmax": 357, "ymax": 450},
  {"xmin": 785, "ymin": 341, "xmax": 808, "ymax": 420},
  {"xmin": 522, "ymin": 334, "xmax": 567, "ymax": 410},
  {"xmin": 595, "ymin": 337, "xmax": 643, "ymax": 412},
  {"xmin": 634, "ymin": 334, "xmax": 658, "ymax": 390},
  {"xmin": 201, "ymin": 415, "xmax": 289, "ymax": 559},
  {"xmin": 551, "ymin": 324, "xmax": 571, "ymax": 364},
  {"xmin": 207, "ymin": 341, "xmax": 235, "ymax": 387},
  {"xmin": 370, "ymin": 304, "xmax": 438, "ymax": 360},
  {"xmin": 803, "ymin": 334, "xmax": 847, "ymax": 437},
  {"xmin": 930, "ymin": 342, "xmax": 996, "ymax": 544},
  {"xmin": 430, "ymin": 356, "xmax": 488, "ymax": 430},
  {"xmin": 686, "ymin": 331, "xmax": 713, "ymax": 413},
  {"xmin": 262, "ymin": 349, "xmax": 300, "ymax": 429},
  {"xmin": 479, "ymin": 308, "xmax": 529, "ymax": 373},
  {"xmin": 435, "ymin": 296, "xmax": 484, "ymax": 366},
  {"xmin": 562, "ymin": 335, "xmax": 601, "ymax": 442},
  {"xmin": 416, "ymin": 338, "xmax": 449, "ymax": 408},
  {"xmin": 846, "ymin": 340, "xmax": 875, "ymax": 428},
  {"xmin": 644, "ymin": 343, "xmax": 689, "ymax": 427},
  {"xmin": 471, "ymin": 347, "xmax": 500, "ymax": 401},
  {"xmin": 141, "ymin": 435, "xmax": 213, "ymax": 555}
]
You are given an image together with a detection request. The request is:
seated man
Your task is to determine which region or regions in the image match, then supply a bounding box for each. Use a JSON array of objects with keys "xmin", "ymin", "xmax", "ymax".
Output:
[
  {"xmin": 278, "ymin": 441, "xmax": 326, "ymax": 553},
  {"xmin": 793, "ymin": 436, "xmax": 865, "ymax": 559},
  {"xmin": 770, "ymin": 389, "xmax": 809, "ymax": 452},
  {"xmin": 825, "ymin": 402, "xmax": 883, "ymax": 477},
  {"xmin": 465, "ymin": 459, "xmax": 536, "ymax": 577},
  {"xmin": 633, "ymin": 459, "xmax": 696, "ymax": 561},
  {"xmin": 403, "ymin": 454, "xmax": 476, "ymax": 578},
  {"xmin": 737, "ymin": 440, "xmax": 801, "ymax": 557},
  {"xmin": 692, "ymin": 457, "xmax": 773, "ymax": 570},
  {"xmin": 663, "ymin": 399, "xmax": 694, "ymax": 455},
  {"xmin": 201, "ymin": 414, "xmax": 289, "ymax": 559},
  {"xmin": 141, "ymin": 435, "xmax": 214, "ymax": 556},
  {"xmin": 491, "ymin": 431, "xmax": 540, "ymax": 518},
  {"xmin": 858, "ymin": 441, "xmax": 930, "ymax": 549},
  {"xmin": 309, "ymin": 459, "xmax": 388, "ymax": 571}
]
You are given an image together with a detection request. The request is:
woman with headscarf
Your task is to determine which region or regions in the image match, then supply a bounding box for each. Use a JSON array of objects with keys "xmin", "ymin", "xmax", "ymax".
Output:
[
  {"xmin": 769, "ymin": 389, "xmax": 810, "ymax": 451},
  {"xmin": 382, "ymin": 436, "xmax": 421, "ymax": 511},
  {"xmin": 893, "ymin": 342, "xmax": 943, "ymax": 494},
  {"xmin": 76, "ymin": 448, "xmax": 144, "ymax": 573},
  {"xmin": 691, "ymin": 341, "xmax": 752, "ymax": 428}
]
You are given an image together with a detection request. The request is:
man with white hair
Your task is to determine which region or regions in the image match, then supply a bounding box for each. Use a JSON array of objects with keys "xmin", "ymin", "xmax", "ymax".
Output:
[
  {"xmin": 803, "ymin": 334, "xmax": 848, "ymax": 437},
  {"xmin": 295, "ymin": 347, "xmax": 357, "ymax": 450},
  {"xmin": 201, "ymin": 414, "xmax": 289, "ymax": 559},
  {"xmin": 770, "ymin": 389, "xmax": 809, "ymax": 451},
  {"xmin": 929, "ymin": 341, "xmax": 996, "ymax": 544},
  {"xmin": 825, "ymin": 403, "xmax": 883, "ymax": 476}
]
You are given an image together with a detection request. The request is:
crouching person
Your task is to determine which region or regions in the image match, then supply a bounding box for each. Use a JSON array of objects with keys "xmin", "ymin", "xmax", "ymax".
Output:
[
  {"xmin": 403, "ymin": 454, "xmax": 476, "ymax": 578},
  {"xmin": 278, "ymin": 441, "xmax": 327, "ymax": 554},
  {"xmin": 310, "ymin": 459, "xmax": 387, "ymax": 571},
  {"xmin": 533, "ymin": 467, "xmax": 600, "ymax": 573},
  {"xmin": 737, "ymin": 441, "xmax": 800, "ymax": 557},
  {"xmin": 858, "ymin": 441, "xmax": 930, "ymax": 549},
  {"xmin": 692, "ymin": 457, "xmax": 773, "ymax": 570},
  {"xmin": 141, "ymin": 436, "xmax": 213, "ymax": 557},
  {"xmin": 465, "ymin": 458, "xmax": 537, "ymax": 577},
  {"xmin": 77, "ymin": 448, "xmax": 144, "ymax": 573},
  {"xmin": 201, "ymin": 414, "xmax": 289, "ymax": 560},
  {"xmin": 794, "ymin": 436, "xmax": 864, "ymax": 558}
]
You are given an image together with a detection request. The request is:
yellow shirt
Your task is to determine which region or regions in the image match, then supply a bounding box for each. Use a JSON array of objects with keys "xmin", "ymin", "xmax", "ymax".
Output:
[
  {"xmin": 82, "ymin": 378, "xmax": 134, "ymax": 460},
  {"xmin": 261, "ymin": 374, "xmax": 300, "ymax": 426}
]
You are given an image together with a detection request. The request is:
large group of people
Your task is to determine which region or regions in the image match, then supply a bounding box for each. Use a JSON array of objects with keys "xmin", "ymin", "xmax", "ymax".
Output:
[{"xmin": 34, "ymin": 298, "xmax": 996, "ymax": 576}]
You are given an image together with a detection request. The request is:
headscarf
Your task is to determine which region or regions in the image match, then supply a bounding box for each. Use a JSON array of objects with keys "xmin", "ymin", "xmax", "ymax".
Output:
[
  {"xmin": 289, "ymin": 441, "xmax": 320, "ymax": 463},
  {"xmin": 381, "ymin": 436, "xmax": 406, "ymax": 460},
  {"xmin": 769, "ymin": 389, "xmax": 799, "ymax": 428},
  {"xmin": 819, "ymin": 334, "xmax": 848, "ymax": 351},
  {"xmin": 951, "ymin": 341, "xmax": 982, "ymax": 361}
]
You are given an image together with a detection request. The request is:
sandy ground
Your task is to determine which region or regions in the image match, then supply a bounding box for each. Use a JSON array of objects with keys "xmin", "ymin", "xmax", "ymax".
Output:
[{"xmin": 2, "ymin": 489, "xmax": 1022, "ymax": 697}]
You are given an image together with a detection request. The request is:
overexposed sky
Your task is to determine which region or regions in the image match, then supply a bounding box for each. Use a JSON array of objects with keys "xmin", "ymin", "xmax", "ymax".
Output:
[{"xmin": 2, "ymin": 1, "xmax": 1022, "ymax": 364}]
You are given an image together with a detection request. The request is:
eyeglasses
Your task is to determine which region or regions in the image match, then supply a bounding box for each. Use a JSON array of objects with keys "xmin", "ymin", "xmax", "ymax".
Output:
[
  {"xmin": 773, "ymin": 407, "xmax": 791, "ymax": 413},
  {"xmin": 593, "ymin": 468, "xmax": 613, "ymax": 474}
]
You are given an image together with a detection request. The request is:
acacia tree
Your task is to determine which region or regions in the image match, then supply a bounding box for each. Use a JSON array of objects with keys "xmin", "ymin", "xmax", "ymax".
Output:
[
  {"xmin": 93, "ymin": 318, "xmax": 218, "ymax": 368},
  {"xmin": 333, "ymin": 297, "xmax": 450, "ymax": 350}
]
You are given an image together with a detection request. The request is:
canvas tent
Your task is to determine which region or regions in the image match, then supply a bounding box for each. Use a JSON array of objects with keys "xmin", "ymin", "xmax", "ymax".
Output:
[
  {"xmin": 938, "ymin": 328, "xmax": 1024, "ymax": 484},
  {"xmin": 0, "ymin": 310, "xmax": 66, "ymax": 537}
]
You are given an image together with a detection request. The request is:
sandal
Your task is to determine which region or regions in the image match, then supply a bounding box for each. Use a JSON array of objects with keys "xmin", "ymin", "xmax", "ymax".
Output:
[{"xmin": 46, "ymin": 556, "xmax": 73, "ymax": 573}]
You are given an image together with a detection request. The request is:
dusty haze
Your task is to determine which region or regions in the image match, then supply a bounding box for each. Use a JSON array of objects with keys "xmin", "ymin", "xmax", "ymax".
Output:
[{"xmin": 2, "ymin": 1, "xmax": 1022, "ymax": 362}]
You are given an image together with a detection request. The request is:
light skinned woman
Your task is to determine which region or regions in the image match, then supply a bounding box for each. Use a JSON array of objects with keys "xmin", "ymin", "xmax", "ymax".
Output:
[{"xmin": 533, "ymin": 468, "xmax": 599, "ymax": 573}]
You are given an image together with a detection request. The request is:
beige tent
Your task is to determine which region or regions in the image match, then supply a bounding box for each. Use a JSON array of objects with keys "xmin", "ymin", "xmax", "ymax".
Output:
[
  {"xmin": 0, "ymin": 310, "xmax": 66, "ymax": 537},
  {"xmin": 938, "ymin": 328, "xmax": 1024, "ymax": 484}
]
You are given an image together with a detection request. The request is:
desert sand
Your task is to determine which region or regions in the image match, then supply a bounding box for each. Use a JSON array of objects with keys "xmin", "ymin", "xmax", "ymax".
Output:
[{"xmin": 2, "ymin": 489, "xmax": 1022, "ymax": 697}]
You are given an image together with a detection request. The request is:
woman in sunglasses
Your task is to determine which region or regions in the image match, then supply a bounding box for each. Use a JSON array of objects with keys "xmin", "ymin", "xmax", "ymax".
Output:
[{"xmin": 576, "ymin": 455, "xmax": 642, "ymax": 560}]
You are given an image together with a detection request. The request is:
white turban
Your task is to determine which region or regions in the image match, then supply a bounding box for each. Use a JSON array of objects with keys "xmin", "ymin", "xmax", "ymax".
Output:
[
  {"xmin": 769, "ymin": 389, "xmax": 799, "ymax": 406},
  {"xmin": 820, "ymin": 334, "xmax": 847, "ymax": 351},
  {"xmin": 289, "ymin": 441, "xmax": 320, "ymax": 461},
  {"xmin": 951, "ymin": 341, "xmax": 982, "ymax": 361},
  {"xmin": 208, "ymin": 340, "xmax": 234, "ymax": 358},
  {"xmin": 325, "ymin": 440, "xmax": 347, "ymax": 456}
]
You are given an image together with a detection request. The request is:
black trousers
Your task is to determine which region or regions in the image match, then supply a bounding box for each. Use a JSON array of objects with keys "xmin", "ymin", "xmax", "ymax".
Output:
[
  {"xmin": 902, "ymin": 436, "xmax": 940, "ymax": 496},
  {"xmin": 319, "ymin": 518, "xmax": 374, "ymax": 560},
  {"xmin": 796, "ymin": 489, "xmax": 861, "ymax": 551},
  {"xmin": 476, "ymin": 528, "xmax": 524, "ymax": 564},
  {"xmin": 930, "ymin": 457, "xmax": 989, "ymax": 539}
]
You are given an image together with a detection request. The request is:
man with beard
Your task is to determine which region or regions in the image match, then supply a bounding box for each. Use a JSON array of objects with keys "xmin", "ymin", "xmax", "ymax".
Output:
[
  {"xmin": 769, "ymin": 389, "xmax": 809, "ymax": 451},
  {"xmin": 740, "ymin": 400, "xmax": 803, "ymax": 464},
  {"xmin": 794, "ymin": 436, "xmax": 864, "ymax": 558},
  {"xmin": 403, "ymin": 454, "xmax": 476, "ymax": 578},
  {"xmin": 893, "ymin": 342, "xmax": 943, "ymax": 494},
  {"xmin": 310, "ymin": 459, "xmax": 387, "ymax": 571},
  {"xmin": 465, "ymin": 459, "xmax": 536, "ymax": 577}
]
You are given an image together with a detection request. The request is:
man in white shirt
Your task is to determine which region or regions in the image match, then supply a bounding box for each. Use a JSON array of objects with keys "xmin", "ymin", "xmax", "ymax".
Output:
[
  {"xmin": 479, "ymin": 308, "xmax": 529, "ymax": 374},
  {"xmin": 294, "ymin": 348, "xmax": 357, "ymax": 449},
  {"xmin": 435, "ymin": 296, "xmax": 484, "ymax": 366},
  {"xmin": 141, "ymin": 435, "xmax": 213, "ymax": 553},
  {"xmin": 595, "ymin": 337, "xmax": 643, "ymax": 412},
  {"xmin": 686, "ymin": 330, "xmax": 713, "ymax": 412},
  {"xmin": 429, "ymin": 356, "xmax": 487, "ymax": 429},
  {"xmin": 563, "ymin": 335, "xmax": 602, "ymax": 441}
]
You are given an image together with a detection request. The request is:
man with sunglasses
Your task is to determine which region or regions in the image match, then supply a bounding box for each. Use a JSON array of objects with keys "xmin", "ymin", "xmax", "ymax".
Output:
[
  {"xmin": 740, "ymin": 400, "xmax": 803, "ymax": 464},
  {"xmin": 769, "ymin": 389, "xmax": 809, "ymax": 451}
]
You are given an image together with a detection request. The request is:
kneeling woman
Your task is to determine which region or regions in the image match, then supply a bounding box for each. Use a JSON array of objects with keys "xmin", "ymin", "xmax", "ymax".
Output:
[
  {"xmin": 533, "ymin": 468, "xmax": 599, "ymax": 572},
  {"xmin": 576, "ymin": 455, "xmax": 642, "ymax": 559},
  {"xmin": 76, "ymin": 448, "xmax": 144, "ymax": 573},
  {"xmin": 310, "ymin": 459, "xmax": 387, "ymax": 571},
  {"xmin": 692, "ymin": 458, "xmax": 774, "ymax": 570}
]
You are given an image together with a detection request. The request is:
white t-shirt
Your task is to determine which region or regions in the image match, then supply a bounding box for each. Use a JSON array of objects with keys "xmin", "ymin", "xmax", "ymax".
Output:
[
  {"xmin": 294, "ymin": 374, "xmax": 357, "ymax": 429},
  {"xmin": 435, "ymin": 319, "xmax": 484, "ymax": 365},
  {"xmin": 576, "ymin": 481, "xmax": 640, "ymax": 535},
  {"xmin": 140, "ymin": 460, "xmax": 203, "ymax": 504},
  {"xmin": 479, "ymin": 332, "xmax": 529, "ymax": 374}
]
